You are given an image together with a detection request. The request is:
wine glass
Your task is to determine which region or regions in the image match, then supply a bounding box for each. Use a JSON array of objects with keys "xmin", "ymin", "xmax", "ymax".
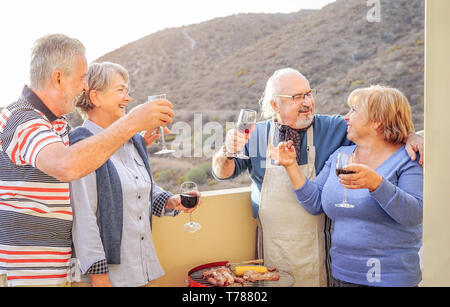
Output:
[
  {"xmin": 148, "ymin": 94, "xmax": 175, "ymax": 155},
  {"xmin": 270, "ymin": 126, "xmax": 281, "ymax": 166},
  {"xmin": 181, "ymin": 181, "xmax": 201, "ymax": 233},
  {"xmin": 234, "ymin": 109, "xmax": 257, "ymax": 159},
  {"xmin": 335, "ymin": 152, "xmax": 355, "ymax": 208}
]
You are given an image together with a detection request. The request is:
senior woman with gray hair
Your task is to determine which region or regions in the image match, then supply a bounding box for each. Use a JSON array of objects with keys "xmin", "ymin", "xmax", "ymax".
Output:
[
  {"xmin": 212, "ymin": 68, "xmax": 424, "ymax": 286},
  {"xmin": 69, "ymin": 62, "xmax": 197, "ymax": 287}
]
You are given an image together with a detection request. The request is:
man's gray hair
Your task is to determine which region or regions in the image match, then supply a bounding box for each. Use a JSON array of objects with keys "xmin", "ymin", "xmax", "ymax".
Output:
[
  {"xmin": 76, "ymin": 62, "xmax": 129, "ymax": 118},
  {"xmin": 29, "ymin": 33, "xmax": 86, "ymax": 90},
  {"xmin": 258, "ymin": 68, "xmax": 307, "ymax": 119}
]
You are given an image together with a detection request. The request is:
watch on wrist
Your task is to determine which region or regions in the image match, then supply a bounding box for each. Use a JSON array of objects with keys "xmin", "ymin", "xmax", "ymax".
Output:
[{"xmin": 223, "ymin": 145, "xmax": 235, "ymax": 160}]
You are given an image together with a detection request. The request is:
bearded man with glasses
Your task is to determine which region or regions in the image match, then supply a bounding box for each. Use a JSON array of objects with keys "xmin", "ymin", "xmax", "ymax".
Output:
[{"xmin": 212, "ymin": 67, "xmax": 424, "ymax": 287}]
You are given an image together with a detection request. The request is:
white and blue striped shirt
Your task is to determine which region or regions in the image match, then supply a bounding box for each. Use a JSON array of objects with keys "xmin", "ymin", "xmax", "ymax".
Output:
[{"xmin": 0, "ymin": 86, "xmax": 72, "ymax": 286}]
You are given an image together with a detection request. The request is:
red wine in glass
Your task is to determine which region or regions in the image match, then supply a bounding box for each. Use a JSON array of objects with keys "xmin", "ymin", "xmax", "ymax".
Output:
[
  {"xmin": 181, "ymin": 193, "xmax": 199, "ymax": 209},
  {"xmin": 180, "ymin": 181, "xmax": 201, "ymax": 233},
  {"xmin": 335, "ymin": 169, "xmax": 356, "ymax": 176},
  {"xmin": 335, "ymin": 152, "xmax": 355, "ymax": 208}
]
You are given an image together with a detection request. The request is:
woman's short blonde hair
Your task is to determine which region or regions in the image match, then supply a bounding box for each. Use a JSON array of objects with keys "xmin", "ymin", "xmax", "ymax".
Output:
[
  {"xmin": 76, "ymin": 62, "xmax": 129, "ymax": 118},
  {"xmin": 347, "ymin": 85, "xmax": 414, "ymax": 144}
]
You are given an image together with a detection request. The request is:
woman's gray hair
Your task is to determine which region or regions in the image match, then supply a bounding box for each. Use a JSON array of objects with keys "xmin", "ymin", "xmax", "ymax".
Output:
[
  {"xmin": 76, "ymin": 62, "xmax": 129, "ymax": 118},
  {"xmin": 29, "ymin": 34, "xmax": 85, "ymax": 90},
  {"xmin": 259, "ymin": 68, "xmax": 307, "ymax": 119}
]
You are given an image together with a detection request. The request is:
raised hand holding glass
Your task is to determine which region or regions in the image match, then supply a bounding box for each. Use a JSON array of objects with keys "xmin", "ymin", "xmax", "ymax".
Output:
[
  {"xmin": 234, "ymin": 109, "xmax": 257, "ymax": 159},
  {"xmin": 335, "ymin": 152, "xmax": 355, "ymax": 208},
  {"xmin": 148, "ymin": 94, "xmax": 175, "ymax": 155}
]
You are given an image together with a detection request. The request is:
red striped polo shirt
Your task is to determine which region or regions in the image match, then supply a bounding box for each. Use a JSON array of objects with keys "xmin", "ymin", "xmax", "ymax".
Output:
[{"xmin": 0, "ymin": 86, "xmax": 72, "ymax": 286}]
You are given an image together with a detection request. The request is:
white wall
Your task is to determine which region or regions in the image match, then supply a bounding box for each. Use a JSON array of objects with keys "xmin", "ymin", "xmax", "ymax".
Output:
[{"xmin": 422, "ymin": 0, "xmax": 450, "ymax": 287}]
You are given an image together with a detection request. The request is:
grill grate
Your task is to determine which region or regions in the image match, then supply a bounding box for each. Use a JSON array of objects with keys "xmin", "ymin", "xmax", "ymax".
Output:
[{"xmin": 188, "ymin": 263, "xmax": 295, "ymax": 287}]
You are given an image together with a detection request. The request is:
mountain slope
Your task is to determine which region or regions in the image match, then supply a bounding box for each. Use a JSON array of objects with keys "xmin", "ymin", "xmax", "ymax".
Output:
[
  {"xmin": 73, "ymin": 0, "xmax": 424, "ymax": 131},
  {"xmin": 66, "ymin": 0, "xmax": 425, "ymax": 192}
]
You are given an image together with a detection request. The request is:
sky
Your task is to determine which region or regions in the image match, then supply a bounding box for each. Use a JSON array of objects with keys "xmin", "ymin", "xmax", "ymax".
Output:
[{"xmin": 0, "ymin": 0, "xmax": 335, "ymax": 107}]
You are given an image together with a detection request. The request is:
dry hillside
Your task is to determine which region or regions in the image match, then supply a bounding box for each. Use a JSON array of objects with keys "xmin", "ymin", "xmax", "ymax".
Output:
[{"xmin": 67, "ymin": 0, "xmax": 424, "ymax": 193}]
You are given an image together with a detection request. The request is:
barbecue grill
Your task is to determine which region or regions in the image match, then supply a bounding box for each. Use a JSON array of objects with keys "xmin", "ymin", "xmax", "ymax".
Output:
[{"xmin": 187, "ymin": 261, "xmax": 295, "ymax": 287}]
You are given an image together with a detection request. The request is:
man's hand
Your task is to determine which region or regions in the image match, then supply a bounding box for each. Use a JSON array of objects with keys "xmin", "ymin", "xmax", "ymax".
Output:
[
  {"xmin": 128, "ymin": 98, "xmax": 174, "ymax": 133},
  {"xmin": 224, "ymin": 125, "xmax": 255, "ymax": 155},
  {"xmin": 405, "ymin": 133, "xmax": 424, "ymax": 167}
]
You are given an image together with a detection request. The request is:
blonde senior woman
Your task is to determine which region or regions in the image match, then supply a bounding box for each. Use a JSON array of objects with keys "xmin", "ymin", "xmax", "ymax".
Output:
[
  {"xmin": 271, "ymin": 85, "xmax": 423, "ymax": 287},
  {"xmin": 69, "ymin": 62, "xmax": 197, "ymax": 287}
]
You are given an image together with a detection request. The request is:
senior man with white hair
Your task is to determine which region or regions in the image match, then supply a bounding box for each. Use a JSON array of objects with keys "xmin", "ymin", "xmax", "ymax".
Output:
[{"xmin": 212, "ymin": 67, "xmax": 424, "ymax": 287}]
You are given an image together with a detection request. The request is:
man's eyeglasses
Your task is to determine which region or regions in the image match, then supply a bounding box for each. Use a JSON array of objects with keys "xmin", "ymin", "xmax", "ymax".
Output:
[{"xmin": 276, "ymin": 89, "xmax": 317, "ymax": 103}]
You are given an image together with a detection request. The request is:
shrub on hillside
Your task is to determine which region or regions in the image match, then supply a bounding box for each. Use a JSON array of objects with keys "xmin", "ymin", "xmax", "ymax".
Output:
[{"xmin": 181, "ymin": 167, "xmax": 208, "ymax": 184}]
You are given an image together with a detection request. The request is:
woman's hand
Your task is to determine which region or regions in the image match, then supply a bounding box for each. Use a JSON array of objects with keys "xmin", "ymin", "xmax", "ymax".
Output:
[
  {"xmin": 268, "ymin": 140, "xmax": 296, "ymax": 168},
  {"xmin": 142, "ymin": 127, "xmax": 171, "ymax": 147},
  {"xmin": 165, "ymin": 193, "xmax": 201, "ymax": 213},
  {"xmin": 269, "ymin": 141, "xmax": 306, "ymax": 189},
  {"xmin": 90, "ymin": 274, "xmax": 112, "ymax": 287},
  {"xmin": 338, "ymin": 164, "xmax": 383, "ymax": 192}
]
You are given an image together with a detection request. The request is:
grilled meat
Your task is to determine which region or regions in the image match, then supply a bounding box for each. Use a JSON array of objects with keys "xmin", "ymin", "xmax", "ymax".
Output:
[
  {"xmin": 202, "ymin": 266, "xmax": 235, "ymax": 287},
  {"xmin": 243, "ymin": 270, "xmax": 280, "ymax": 282}
]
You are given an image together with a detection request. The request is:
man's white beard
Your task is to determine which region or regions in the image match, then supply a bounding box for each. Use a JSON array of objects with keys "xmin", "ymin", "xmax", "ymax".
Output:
[
  {"xmin": 293, "ymin": 113, "xmax": 314, "ymax": 129},
  {"xmin": 276, "ymin": 112, "xmax": 314, "ymax": 129}
]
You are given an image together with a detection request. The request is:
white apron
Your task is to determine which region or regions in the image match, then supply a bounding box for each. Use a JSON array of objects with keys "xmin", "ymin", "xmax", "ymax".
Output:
[{"xmin": 258, "ymin": 122, "xmax": 328, "ymax": 287}]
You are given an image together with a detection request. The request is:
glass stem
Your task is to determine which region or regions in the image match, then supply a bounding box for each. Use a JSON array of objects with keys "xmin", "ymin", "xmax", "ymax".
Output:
[
  {"xmin": 160, "ymin": 126, "xmax": 167, "ymax": 149},
  {"xmin": 343, "ymin": 187, "xmax": 347, "ymax": 204}
]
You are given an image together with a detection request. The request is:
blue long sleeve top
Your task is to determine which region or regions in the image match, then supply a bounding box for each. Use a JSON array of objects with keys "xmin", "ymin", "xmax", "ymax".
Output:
[
  {"xmin": 213, "ymin": 115, "xmax": 352, "ymax": 218},
  {"xmin": 295, "ymin": 145, "xmax": 423, "ymax": 287}
]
